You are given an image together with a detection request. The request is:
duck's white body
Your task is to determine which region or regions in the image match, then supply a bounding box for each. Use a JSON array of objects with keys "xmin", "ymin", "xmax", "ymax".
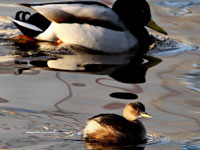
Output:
[
  {"xmin": 37, "ymin": 22, "xmax": 137, "ymax": 53},
  {"xmin": 10, "ymin": 1, "xmax": 138, "ymax": 53}
]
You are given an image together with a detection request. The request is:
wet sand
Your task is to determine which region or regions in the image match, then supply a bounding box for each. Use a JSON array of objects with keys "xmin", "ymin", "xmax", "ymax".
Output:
[{"xmin": 0, "ymin": 0, "xmax": 200, "ymax": 149}]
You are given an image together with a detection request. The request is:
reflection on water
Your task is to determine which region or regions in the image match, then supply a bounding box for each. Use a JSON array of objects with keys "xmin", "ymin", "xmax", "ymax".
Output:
[
  {"xmin": 2, "ymin": 37, "xmax": 161, "ymax": 80},
  {"xmin": 1, "ymin": 39, "xmax": 162, "ymax": 101},
  {"xmin": 109, "ymin": 55, "xmax": 161, "ymax": 83},
  {"xmin": 109, "ymin": 92, "xmax": 138, "ymax": 100}
]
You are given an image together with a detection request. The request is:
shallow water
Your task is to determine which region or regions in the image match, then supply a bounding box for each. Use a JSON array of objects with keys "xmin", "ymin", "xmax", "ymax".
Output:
[{"xmin": 0, "ymin": 0, "xmax": 200, "ymax": 150}]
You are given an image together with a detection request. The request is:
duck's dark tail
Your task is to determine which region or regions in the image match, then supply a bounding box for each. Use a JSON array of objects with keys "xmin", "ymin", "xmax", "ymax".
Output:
[{"xmin": 9, "ymin": 11, "xmax": 51, "ymax": 37}]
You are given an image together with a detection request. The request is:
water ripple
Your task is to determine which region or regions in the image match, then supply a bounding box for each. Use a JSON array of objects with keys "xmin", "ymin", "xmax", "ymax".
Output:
[
  {"xmin": 182, "ymin": 137, "xmax": 200, "ymax": 150},
  {"xmin": 145, "ymin": 133, "xmax": 170, "ymax": 146},
  {"xmin": 158, "ymin": 1, "xmax": 200, "ymax": 16},
  {"xmin": 183, "ymin": 62, "xmax": 200, "ymax": 93},
  {"xmin": 158, "ymin": 1, "xmax": 200, "ymax": 9},
  {"xmin": 148, "ymin": 35, "xmax": 199, "ymax": 56}
]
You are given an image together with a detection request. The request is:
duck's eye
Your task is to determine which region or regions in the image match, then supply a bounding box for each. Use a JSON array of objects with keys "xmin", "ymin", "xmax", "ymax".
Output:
[{"xmin": 141, "ymin": 10, "xmax": 145, "ymax": 14}]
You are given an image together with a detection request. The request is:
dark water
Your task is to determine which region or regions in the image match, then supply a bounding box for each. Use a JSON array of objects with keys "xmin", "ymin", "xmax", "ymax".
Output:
[{"xmin": 0, "ymin": 0, "xmax": 200, "ymax": 149}]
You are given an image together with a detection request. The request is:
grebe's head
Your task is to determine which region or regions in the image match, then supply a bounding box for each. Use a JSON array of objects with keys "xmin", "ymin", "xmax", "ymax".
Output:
[{"xmin": 123, "ymin": 101, "xmax": 151, "ymax": 121}]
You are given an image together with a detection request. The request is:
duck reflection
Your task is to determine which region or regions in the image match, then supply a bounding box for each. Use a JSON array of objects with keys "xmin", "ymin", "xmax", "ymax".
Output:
[
  {"xmin": 14, "ymin": 48, "xmax": 161, "ymax": 85},
  {"xmin": 11, "ymin": 49, "xmax": 161, "ymax": 101},
  {"xmin": 83, "ymin": 101, "xmax": 151, "ymax": 150},
  {"xmin": 45, "ymin": 52, "xmax": 132, "ymax": 72},
  {"xmin": 109, "ymin": 55, "xmax": 161, "ymax": 84}
]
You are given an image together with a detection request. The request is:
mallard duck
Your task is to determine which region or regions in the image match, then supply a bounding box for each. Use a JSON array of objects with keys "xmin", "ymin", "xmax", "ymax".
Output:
[
  {"xmin": 83, "ymin": 101, "xmax": 151, "ymax": 145},
  {"xmin": 9, "ymin": 0, "xmax": 167, "ymax": 53}
]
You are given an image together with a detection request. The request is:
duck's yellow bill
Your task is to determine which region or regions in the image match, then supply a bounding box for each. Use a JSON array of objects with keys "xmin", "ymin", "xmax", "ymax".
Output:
[
  {"xmin": 147, "ymin": 19, "xmax": 167, "ymax": 35},
  {"xmin": 140, "ymin": 112, "xmax": 152, "ymax": 118}
]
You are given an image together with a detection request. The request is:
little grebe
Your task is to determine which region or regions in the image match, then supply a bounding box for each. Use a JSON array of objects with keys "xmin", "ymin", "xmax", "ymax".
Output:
[{"xmin": 83, "ymin": 101, "xmax": 151, "ymax": 145}]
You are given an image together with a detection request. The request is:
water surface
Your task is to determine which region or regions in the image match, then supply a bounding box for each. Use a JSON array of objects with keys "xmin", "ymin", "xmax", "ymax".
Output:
[{"xmin": 0, "ymin": 0, "xmax": 200, "ymax": 149}]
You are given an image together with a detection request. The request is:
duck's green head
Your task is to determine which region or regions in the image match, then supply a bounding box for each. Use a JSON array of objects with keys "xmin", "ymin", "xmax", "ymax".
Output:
[{"xmin": 112, "ymin": 0, "xmax": 167, "ymax": 35}]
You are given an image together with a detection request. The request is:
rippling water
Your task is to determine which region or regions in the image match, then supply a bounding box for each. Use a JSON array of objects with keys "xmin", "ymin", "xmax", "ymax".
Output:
[{"xmin": 0, "ymin": 0, "xmax": 200, "ymax": 150}]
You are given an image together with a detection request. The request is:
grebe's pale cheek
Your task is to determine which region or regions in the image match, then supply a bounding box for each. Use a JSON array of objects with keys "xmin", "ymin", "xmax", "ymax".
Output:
[{"xmin": 123, "ymin": 109, "xmax": 138, "ymax": 121}]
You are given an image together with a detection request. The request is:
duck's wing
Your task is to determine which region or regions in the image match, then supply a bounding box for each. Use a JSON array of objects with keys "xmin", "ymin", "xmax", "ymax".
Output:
[
  {"xmin": 20, "ymin": 1, "xmax": 109, "ymax": 8},
  {"xmin": 19, "ymin": 1, "xmax": 125, "ymax": 31}
]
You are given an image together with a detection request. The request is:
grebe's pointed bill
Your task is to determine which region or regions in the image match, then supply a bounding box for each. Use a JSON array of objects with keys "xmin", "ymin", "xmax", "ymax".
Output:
[
  {"xmin": 147, "ymin": 18, "xmax": 167, "ymax": 35},
  {"xmin": 139, "ymin": 112, "xmax": 152, "ymax": 118}
]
